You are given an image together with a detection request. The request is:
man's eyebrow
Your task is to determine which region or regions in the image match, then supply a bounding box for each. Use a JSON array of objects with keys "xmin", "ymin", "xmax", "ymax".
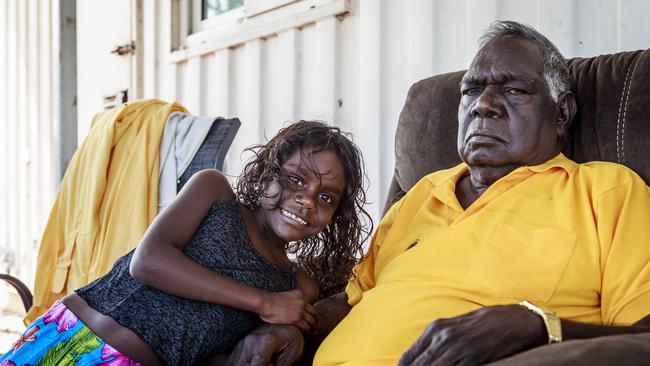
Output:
[
  {"xmin": 460, "ymin": 72, "xmax": 533, "ymax": 87},
  {"xmin": 459, "ymin": 77, "xmax": 476, "ymax": 87},
  {"xmin": 460, "ymin": 72, "xmax": 483, "ymax": 85}
]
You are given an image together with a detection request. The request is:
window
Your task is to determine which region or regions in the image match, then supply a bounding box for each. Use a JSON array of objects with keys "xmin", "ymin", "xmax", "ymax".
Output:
[
  {"xmin": 191, "ymin": 0, "xmax": 298, "ymax": 35},
  {"xmin": 176, "ymin": 0, "xmax": 348, "ymax": 57},
  {"xmin": 203, "ymin": 0, "xmax": 244, "ymax": 19}
]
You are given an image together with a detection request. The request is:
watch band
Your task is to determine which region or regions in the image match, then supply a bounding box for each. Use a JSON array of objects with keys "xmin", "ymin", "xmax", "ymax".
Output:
[{"xmin": 519, "ymin": 300, "xmax": 562, "ymax": 344}]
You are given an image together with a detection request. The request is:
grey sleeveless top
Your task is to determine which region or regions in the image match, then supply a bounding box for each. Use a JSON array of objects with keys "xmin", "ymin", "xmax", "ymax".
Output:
[{"xmin": 76, "ymin": 200, "xmax": 297, "ymax": 365}]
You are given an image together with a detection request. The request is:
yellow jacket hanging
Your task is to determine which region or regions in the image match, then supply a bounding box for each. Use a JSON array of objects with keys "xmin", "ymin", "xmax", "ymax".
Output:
[{"xmin": 25, "ymin": 99, "xmax": 188, "ymax": 324}]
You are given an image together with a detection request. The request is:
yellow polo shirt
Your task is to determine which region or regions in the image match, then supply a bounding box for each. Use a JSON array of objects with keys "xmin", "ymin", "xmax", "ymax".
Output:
[{"xmin": 314, "ymin": 154, "xmax": 650, "ymax": 366}]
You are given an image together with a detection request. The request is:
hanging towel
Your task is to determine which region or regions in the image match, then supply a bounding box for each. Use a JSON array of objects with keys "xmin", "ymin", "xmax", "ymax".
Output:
[{"xmin": 158, "ymin": 112, "xmax": 215, "ymax": 212}]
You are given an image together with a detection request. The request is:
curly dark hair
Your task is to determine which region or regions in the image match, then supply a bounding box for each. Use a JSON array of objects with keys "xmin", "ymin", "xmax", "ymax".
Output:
[{"xmin": 236, "ymin": 120, "xmax": 373, "ymax": 297}]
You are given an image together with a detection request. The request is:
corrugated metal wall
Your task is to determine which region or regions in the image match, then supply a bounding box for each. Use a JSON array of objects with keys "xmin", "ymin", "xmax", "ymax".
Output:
[
  {"xmin": 2, "ymin": 0, "xmax": 649, "ymax": 289},
  {"xmin": 1, "ymin": 0, "xmax": 57, "ymax": 286},
  {"xmin": 154, "ymin": 0, "xmax": 650, "ymax": 223}
]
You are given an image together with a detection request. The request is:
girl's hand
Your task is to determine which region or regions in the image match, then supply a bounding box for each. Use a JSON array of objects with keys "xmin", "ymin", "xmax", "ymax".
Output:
[{"xmin": 259, "ymin": 289, "xmax": 317, "ymax": 333}]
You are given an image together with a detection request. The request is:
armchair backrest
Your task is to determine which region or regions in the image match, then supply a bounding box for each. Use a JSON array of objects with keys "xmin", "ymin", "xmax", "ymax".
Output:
[{"xmin": 384, "ymin": 49, "xmax": 650, "ymax": 212}]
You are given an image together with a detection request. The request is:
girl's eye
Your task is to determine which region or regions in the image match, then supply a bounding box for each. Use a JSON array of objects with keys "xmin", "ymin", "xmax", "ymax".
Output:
[
  {"xmin": 319, "ymin": 193, "xmax": 334, "ymax": 204},
  {"xmin": 287, "ymin": 175, "xmax": 303, "ymax": 187}
]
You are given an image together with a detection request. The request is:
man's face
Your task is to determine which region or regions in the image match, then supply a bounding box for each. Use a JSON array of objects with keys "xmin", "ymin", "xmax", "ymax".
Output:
[{"xmin": 457, "ymin": 36, "xmax": 563, "ymax": 170}]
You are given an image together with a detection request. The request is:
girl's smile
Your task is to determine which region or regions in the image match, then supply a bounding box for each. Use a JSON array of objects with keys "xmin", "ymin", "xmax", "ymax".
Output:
[{"xmin": 280, "ymin": 209, "xmax": 308, "ymax": 226}]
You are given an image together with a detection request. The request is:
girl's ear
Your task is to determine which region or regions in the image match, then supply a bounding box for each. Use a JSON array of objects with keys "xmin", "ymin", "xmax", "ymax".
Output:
[{"xmin": 556, "ymin": 91, "xmax": 577, "ymax": 140}]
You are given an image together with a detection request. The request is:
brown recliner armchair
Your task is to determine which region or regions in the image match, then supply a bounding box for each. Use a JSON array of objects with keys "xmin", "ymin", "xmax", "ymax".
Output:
[{"xmin": 384, "ymin": 49, "xmax": 650, "ymax": 365}]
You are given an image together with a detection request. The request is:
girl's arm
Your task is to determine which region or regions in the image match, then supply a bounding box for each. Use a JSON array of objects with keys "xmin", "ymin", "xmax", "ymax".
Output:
[
  {"xmin": 129, "ymin": 170, "xmax": 314, "ymax": 329},
  {"xmin": 296, "ymin": 269, "xmax": 320, "ymax": 303}
]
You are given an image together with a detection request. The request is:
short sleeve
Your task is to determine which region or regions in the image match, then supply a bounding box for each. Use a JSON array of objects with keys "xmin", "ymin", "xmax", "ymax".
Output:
[
  {"xmin": 345, "ymin": 197, "xmax": 405, "ymax": 306},
  {"xmin": 598, "ymin": 176, "xmax": 650, "ymax": 325}
]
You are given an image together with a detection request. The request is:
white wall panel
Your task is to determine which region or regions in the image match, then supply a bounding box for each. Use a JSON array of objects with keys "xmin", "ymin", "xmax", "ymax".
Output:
[
  {"xmin": 535, "ymin": 0, "xmax": 573, "ymax": 55},
  {"xmin": 202, "ymin": 49, "xmax": 231, "ymax": 118},
  {"xmin": 500, "ymin": 0, "xmax": 537, "ymax": 28},
  {"xmin": 261, "ymin": 34, "xmax": 289, "ymax": 136},
  {"xmin": 466, "ymin": 0, "xmax": 498, "ymax": 59},
  {"xmin": 434, "ymin": 0, "xmax": 469, "ymax": 73},
  {"xmin": 76, "ymin": 0, "xmax": 132, "ymax": 140},
  {"xmin": 356, "ymin": 0, "xmax": 382, "ymax": 222},
  {"xmin": 241, "ymin": 39, "xmax": 263, "ymax": 147},
  {"xmin": 17, "ymin": 0, "xmax": 30, "ymax": 282},
  {"xmin": 183, "ymin": 56, "xmax": 201, "ymax": 114},
  {"xmin": 574, "ymin": 0, "xmax": 618, "ymax": 56},
  {"xmin": 1, "ymin": 0, "xmax": 57, "ymax": 288},
  {"xmin": 277, "ymin": 29, "xmax": 299, "ymax": 124},
  {"xmin": 143, "ymin": 0, "xmax": 160, "ymax": 99},
  {"xmin": 380, "ymin": 0, "xmax": 409, "ymax": 208},
  {"xmin": 224, "ymin": 46, "xmax": 244, "ymax": 175},
  {"xmin": 6, "ymin": 0, "xmax": 20, "ymax": 279},
  {"xmin": 408, "ymin": 0, "xmax": 435, "ymax": 83},
  {"xmin": 37, "ymin": 0, "xmax": 55, "ymax": 246},
  {"xmin": 297, "ymin": 24, "xmax": 319, "ymax": 121},
  {"xmin": 173, "ymin": 61, "xmax": 187, "ymax": 105},
  {"xmin": 619, "ymin": 0, "xmax": 650, "ymax": 51},
  {"xmin": 26, "ymin": 0, "xmax": 41, "ymax": 281},
  {"xmin": 0, "ymin": 0, "xmax": 9, "ymax": 275},
  {"xmin": 336, "ymin": 8, "xmax": 359, "ymax": 136},
  {"xmin": 315, "ymin": 18, "xmax": 338, "ymax": 122},
  {"xmin": 225, "ymin": 42, "xmax": 262, "ymax": 169}
]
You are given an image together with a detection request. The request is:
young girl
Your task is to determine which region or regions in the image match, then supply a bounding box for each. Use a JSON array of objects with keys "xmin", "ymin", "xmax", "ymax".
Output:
[{"xmin": 1, "ymin": 121, "xmax": 372, "ymax": 366}]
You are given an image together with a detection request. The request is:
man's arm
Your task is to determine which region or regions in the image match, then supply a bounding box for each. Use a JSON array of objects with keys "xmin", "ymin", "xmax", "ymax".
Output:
[
  {"xmin": 311, "ymin": 292, "xmax": 352, "ymax": 340},
  {"xmin": 399, "ymin": 305, "xmax": 650, "ymax": 366}
]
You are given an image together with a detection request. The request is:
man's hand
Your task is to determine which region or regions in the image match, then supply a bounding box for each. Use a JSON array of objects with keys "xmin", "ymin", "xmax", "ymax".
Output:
[
  {"xmin": 399, "ymin": 304, "xmax": 547, "ymax": 366},
  {"xmin": 222, "ymin": 292, "xmax": 351, "ymax": 366},
  {"xmin": 227, "ymin": 324, "xmax": 305, "ymax": 366}
]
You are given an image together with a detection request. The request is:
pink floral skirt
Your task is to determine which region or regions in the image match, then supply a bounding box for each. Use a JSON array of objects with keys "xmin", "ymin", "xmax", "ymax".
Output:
[{"xmin": 0, "ymin": 300, "xmax": 142, "ymax": 366}]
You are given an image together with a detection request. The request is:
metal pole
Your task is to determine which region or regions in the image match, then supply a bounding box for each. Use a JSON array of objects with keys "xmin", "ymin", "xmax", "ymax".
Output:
[{"xmin": 55, "ymin": 0, "xmax": 77, "ymax": 184}]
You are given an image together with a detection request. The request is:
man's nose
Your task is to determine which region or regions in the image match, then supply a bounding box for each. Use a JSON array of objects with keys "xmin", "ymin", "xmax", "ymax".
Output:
[{"xmin": 471, "ymin": 87, "xmax": 503, "ymax": 118}]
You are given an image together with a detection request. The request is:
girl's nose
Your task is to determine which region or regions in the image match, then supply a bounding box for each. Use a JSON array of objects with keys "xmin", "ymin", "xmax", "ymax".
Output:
[{"xmin": 294, "ymin": 193, "xmax": 316, "ymax": 210}]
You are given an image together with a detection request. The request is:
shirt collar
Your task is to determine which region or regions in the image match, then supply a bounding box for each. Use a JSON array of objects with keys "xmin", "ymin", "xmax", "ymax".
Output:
[
  {"xmin": 425, "ymin": 153, "xmax": 576, "ymax": 211},
  {"xmin": 524, "ymin": 153, "xmax": 577, "ymax": 174},
  {"xmin": 426, "ymin": 164, "xmax": 469, "ymax": 212},
  {"xmin": 426, "ymin": 153, "xmax": 575, "ymax": 186}
]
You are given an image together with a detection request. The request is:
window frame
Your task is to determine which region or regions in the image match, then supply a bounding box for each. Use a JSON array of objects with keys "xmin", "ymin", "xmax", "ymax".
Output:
[
  {"xmin": 177, "ymin": 0, "xmax": 348, "ymax": 57},
  {"xmin": 191, "ymin": 0, "xmax": 300, "ymax": 35}
]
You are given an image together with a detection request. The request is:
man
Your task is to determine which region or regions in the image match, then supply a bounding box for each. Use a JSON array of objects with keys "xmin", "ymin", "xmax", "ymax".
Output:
[{"xmin": 224, "ymin": 21, "xmax": 650, "ymax": 366}]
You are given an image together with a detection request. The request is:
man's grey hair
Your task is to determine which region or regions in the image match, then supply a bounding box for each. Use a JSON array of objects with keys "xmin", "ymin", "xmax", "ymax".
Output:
[{"xmin": 479, "ymin": 20, "xmax": 572, "ymax": 102}]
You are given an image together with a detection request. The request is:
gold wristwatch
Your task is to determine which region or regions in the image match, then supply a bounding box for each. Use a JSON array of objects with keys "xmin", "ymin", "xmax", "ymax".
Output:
[{"xmin": 519, "ymin": 300, "xmax": 562, "ymax": 344}]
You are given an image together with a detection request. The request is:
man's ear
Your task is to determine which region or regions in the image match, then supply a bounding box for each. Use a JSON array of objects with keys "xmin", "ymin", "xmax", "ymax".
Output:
[{"xmin": 556, "ymin": 91, "xmax": 577, "ymax": 139}]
